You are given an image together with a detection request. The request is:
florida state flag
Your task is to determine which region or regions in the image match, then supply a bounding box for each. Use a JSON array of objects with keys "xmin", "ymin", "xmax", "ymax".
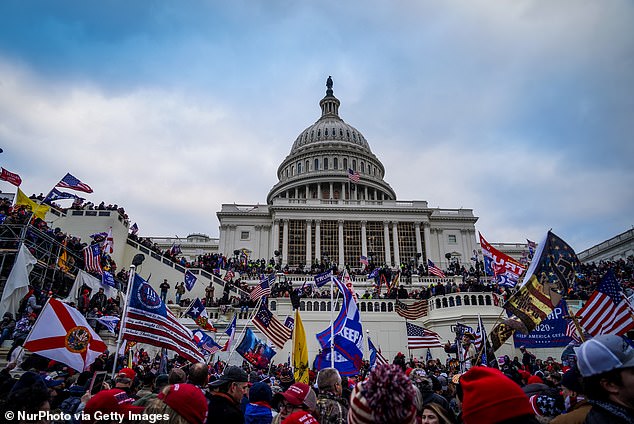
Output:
[{"xmin": 24, "ymin": 298, "xmax": 107, "ymax": 371}]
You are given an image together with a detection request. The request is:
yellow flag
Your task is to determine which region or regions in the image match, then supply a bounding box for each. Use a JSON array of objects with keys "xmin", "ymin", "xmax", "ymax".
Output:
[
  {"xmin": 293, "ymin": 309, "xmax": 309, "ymax": 384},
  {"xmin": 15, "ymin": 188, "xmax": 50, "ymax": 220},
  {"xmin": 57, "ymin": 239, "xmax": 69, "ymax": 272}
]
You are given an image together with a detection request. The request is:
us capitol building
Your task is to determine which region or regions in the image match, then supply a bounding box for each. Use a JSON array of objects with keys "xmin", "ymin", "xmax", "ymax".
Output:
[{"xmin": 216, "ymin": 77, "xmax": 478, "ymax": 270}]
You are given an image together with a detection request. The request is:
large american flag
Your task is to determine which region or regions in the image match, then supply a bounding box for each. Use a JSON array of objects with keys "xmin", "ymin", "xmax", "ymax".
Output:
[
  {"xmin": 368, "ymin": 338, "xmax": 388, "ymax": 367},
  {"xmin": 406, "ymin": 322, "xmax": 442, "ymax": 349},
  {"xmin": 56, "ymin": 173, "xmax": 93, "ymax": 194},
  {"xmin": 577, "ymin": 270, "xmax": 634, "ymax": 336},
  {"xmin": 253, "ymin": 301, "xmax": 292, "ymax": 349},
  {"xmin": 83, "ymin": 243, "xmax": 103, "ymax": 274},
  {"xmin": 347, "ymin": 168, "xmax": 360, "ymax": 183},
  {"xmin": 395, "ymin": 299, "xmax": 429, "ymax": 320},
  {"xmin": 427, "ymin": 259, "xmax": 446, "ymax": 278},
  {"xmin": 250, "ymin": 274, "xmax": 273, "ymax": 301},
  {"xmin": 123, "ymin": 275, "xmax": 204, "ymax": 364}
]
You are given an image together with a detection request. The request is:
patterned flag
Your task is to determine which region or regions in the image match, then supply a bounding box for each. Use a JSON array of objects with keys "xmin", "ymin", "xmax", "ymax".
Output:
[
  {"xmin": 83, "ymin": 244, "xmax": 103, "ymax": 275},
  {"xmin": 292, "ymin": 309, "xmax": 309, "ymax": 383},
  {"xmin": 97, "ymin": 315, "xmax": 120, "ymax": 333},
  {"xmin": 56, "ymin": 173, "xmax": 93, "ymax": 193},
  {"xmin": 253, "ymin": 301, "xmax": 292, "ymax": 349},
  {"xmin": 480, "ymin": 233, "xmax": 526, "ymax": 287},
  {"xmin": 24, "ymin": 298, "xmax": 107, "ymax": 371},
  {"xmin": 43, "ymin": 188, "xmax": 83, "ymax": 204},
  {"xmin": 0, "ymin": 167, "xmax": 22, "ymax": 186},
  {"xmin": 368, "ymin": 268, "xmax": 379, "ymax": 280},
  {"xmin": 222, "ymin": 314, "xmax": 237, "ymax": 352},
  {"xmin": 427, "ymin": 259, "xmax": 446, "ymax": 278},
  {"xmin": 103, "ymin": 228, "xmax": 114, "ymax": 255},
  {"xmin": 185, "ymin": 298, "xmax": 216, "ymax": 332},
  {"xmin": 426, "ymin": 348, "xmax": 432, "ymax": 362},
  {"xmin": 129, "ymin": 223, "xmax": 139, "ymax": 235},
  {"xmin": 406, "ymin": 322, "xmax": 442, "ymax": 349},
  {"xmin": 527, "ymin": 239, "xmax": 537, "ymax": 260},
  {"xmin": 475, "ymin": 315, "xmax": 488, "ymax": 366},
  {"xmin": 577, "ymin": 269, "xmax": 634, "ymax": 336},
  {"xmin": 123, "ymin": 274, "xmax": 204, "ymax": 364},
  {"xmin": 284, "ymin": 316, "xmax": 295, "ymax": 331},
  {"xmin": 184, "ymin": 270, "xmax": 197, "ymax": 291},
  {"xmin": 368, "ymin": 337, "xmax": 388, "ymax": 368},
  {"xmin": 193, "ymin": 330, "xmax": 222, "ymax": 355},
  {"xmin": 360, "ymin": 255, "xmax": 369, "ymax": 266},
  {"xmin": 250, "ymin": 274, "xmax": 273, "ymax": 301},
  {"xmin": 347, "ymin": 168, "xmax": 360, "ymax": 183},
  {"xmin": 395, "ymin": 299, "xmax": 429, "ymax": 320},
  {"xmin": 566, "ymin": 320, "xmax": 581, "ymax": 343}
]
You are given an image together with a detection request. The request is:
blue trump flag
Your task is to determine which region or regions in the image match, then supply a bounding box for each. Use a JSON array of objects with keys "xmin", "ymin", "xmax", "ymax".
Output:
[
  {"xmin": 513, "ymin": 299, "xmax": 573, "ymax": 348},
  {"xmin": 236, "ymin": 328, "xmax": 276, "ymax": 370},
  {"xmin": 314, "ymin": 276, "xmax": 363, "ymax": 376},
  {"xmin": 314, "ymin": 270, "xmax": 332, "ymax": 288},
  {"xmin": 184, "ymin": 270, "xmax": 197, "ymax": 291}
]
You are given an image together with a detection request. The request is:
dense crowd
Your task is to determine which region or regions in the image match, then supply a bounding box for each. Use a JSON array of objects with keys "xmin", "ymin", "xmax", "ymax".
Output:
[{"xmin": 0, "ymin": 332, "xmax": 632, "ymax": 424}]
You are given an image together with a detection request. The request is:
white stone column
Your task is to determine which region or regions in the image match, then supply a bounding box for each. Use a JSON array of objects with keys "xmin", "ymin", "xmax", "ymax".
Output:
[
  {"xmin": 294, "ymin": 187, "xmax": 299, "ymax": 198},
  {"xmin": 383, "ymin": 221, "xmax": 391, "ymax": 266},
  {"xmin": 219, "ymin": 225, "xmax": 227, "ymax": 254},
  {"xmin": 255, "ymin": 225, "xmax": 262, "ymax": 259},
  {"xmin": 329, "ymin": 182, "xmax": 334, "ymax": 199},
  {"xmin": 338, "ymin": 219, "xmax": 344, "ymax": 269},
  {"xmin": 273, "ymin": 220, "xmax": 280, "ymax": 255},
  {"xmin": 460, "ymin": 229, "xmax": 469, "ymax": 264},
  {"xmin": 436, "ymin": 229, "xmax": 444, "ymax": 267},
  {"xmin": 361, "ymin": 221, "xmax": 368, "ymax": 259},
  {"xmin": 364, "ymin": 186, "xmax": 368, "ymax": 201},
  {"xmin": 282, "ymin": 219, "xmax": 289, "ymax": 266},
  {"xmin": 306, "ymin": 220, "xmax": 312, "ymax": 268},
  {"xmin": 305, "ymin": 184, "xmax": 309, "ymax": 199},
  {"xmin": 315, "ymin": 220, "xmax": 321, "ymax": 263},
  {"xmin": 392, "ymin": 221, "xmax": 400, "ymax": 266},
  {"xmin": 415, "ymin": 222, "xmax": 423, "ymax": 265},
  {"xmin": 423, "ymin": 222, "xmax": 432, "ymax": 263},
  {"xmin": 317, "ymin": 183, "xmax": 322, "ymax": 200}
]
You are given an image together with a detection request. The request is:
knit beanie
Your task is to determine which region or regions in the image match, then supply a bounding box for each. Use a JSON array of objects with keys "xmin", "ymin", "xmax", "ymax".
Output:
[
  {"xmin": 461, "ymin": 366, "xmax": 534, "ymax": 424},
  {"xmin": 348, "ymin": 364, "xmax": 416, "ymax": 424},
  {"xmin": 250, "ymin": 381, "xmax": 273, "ymax": 404}
]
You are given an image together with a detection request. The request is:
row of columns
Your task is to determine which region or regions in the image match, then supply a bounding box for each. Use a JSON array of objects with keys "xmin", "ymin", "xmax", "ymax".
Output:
[
  {"xmin": 285, "ymin": 182, "xmax": 387, "ymax": 201},
  {"xmin": 274, "ymin": 219, "xmax": 432, "ymax": 268}
]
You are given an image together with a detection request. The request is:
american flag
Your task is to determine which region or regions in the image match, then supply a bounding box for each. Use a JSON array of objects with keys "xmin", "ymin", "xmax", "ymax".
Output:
[
  {"xmin": 103, "ymin": 227, "xmax": 114, "ymax": 254},
  {"xmin": 566, "ymin": 319, "xmax": 582, "ymax": 343},
  {"xmin": 83, "ymin": 243, "xmax": 103, "ymax": 274},
  {"xmin": 56, "ymin": 173, "xmax": 93, "ymax": 193},
  {"xmin": 224, "ymin": 270, "xmax": 235, "ymax": 282},
  {"xmin": 193, "ymin": 330, "xmax": 221, "ymax": 355},
  {"xmin": 253, "ymin": 301, "xmax": 292, "ymax": 349},
  {"xmin": 576, "ymin": 270, "xmax": 634, "ymax": 336},
  {"xmin": 123, "ymin": 275, "xmax": 204, "ymax": 364},
  {"xmin": 360, "ymin": 255, "xmax": 369, "ymax": 266},
  {"xmin": 395, "ymin": 299, "xmax": 429, "ymax": 320},
  {"xmin": 406, "ymin": 322, "xmax": 442, "ymax": 349},
  {"xmin": 427, "ymin": 259, "xmax": 446, "ymax": 278},
  {"xmin": 347, "ymin": 168, "xmax": 360, "ymax": 183},
  {"xmin": 250, "ymin": 274, "xmax": 273, "ymax": 301}
]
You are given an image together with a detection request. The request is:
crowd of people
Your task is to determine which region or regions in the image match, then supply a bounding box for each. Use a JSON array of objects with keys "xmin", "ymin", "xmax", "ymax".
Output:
[{"xmin": 0, "ymin": 332, "xmax": 633, "ymax": 423}]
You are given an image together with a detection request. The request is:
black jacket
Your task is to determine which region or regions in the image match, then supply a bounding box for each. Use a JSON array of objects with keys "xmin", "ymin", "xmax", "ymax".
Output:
[{"xmin": 208, "ymin": 392, "xmax": 244, "ymax": 424}]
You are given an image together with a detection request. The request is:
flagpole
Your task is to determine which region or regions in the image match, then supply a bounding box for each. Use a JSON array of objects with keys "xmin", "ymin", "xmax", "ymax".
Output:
[
  {"xmin": 330, "ymin": 271, "xmax": 335, "ymax": 368},
  {"xmin": 111, "ymin": 264, "xmax": 136, "ymax": 379},
  {"xmin": 227, "ymin": 297, "xmax": 263, "ymax": 363},
  {"xmin": 567, "ymin": 305, "xmax": 586, "ymax": 343}
]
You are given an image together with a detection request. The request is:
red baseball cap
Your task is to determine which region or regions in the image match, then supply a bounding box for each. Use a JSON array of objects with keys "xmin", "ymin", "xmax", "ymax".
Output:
[
  {"xmin": 158, "ymin": 384, "xmax": 208, "ymax": 424},
  {"xmin": 282, "ymin": 410, "xmax": 319, "ymax": 424},
  {"xmin": 84, "ymin": 389, "xmax": 144, "ymax": 420},
  {"xmin": 275, "ymin": 382, "xmax": 317, "ymax": 411},
  {"xmin": 117, "ymin": 367, "xmax": 136, "ymax": 380}
]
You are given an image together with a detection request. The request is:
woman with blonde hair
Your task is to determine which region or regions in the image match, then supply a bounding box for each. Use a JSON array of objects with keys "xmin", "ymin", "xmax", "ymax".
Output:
[
  {"xmin": 145, "ymin": 383, "xmax": 208, "ymax": 424},
  {"xmin": 421, "ymin": 402, "xmax": 456, "ymax": 424}
]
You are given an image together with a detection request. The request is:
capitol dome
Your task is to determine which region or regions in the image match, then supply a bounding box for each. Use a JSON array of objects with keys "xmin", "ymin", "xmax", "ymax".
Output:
[{"xmin": 267, "ymin": 77, "xmax": 396, "ymax": 204}]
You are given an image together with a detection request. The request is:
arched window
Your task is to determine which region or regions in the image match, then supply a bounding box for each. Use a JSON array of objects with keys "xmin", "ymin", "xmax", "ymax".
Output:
[
  {"xmin": 305, "ymin": 160, "xmax": 309, "ymax": 172},
  {"xmin": 291, "ymin": 166, "xmax": 295, "ymax": 176},
  {"xmin": 324, "ymin": 157, "xmax": 329, "ymax": 170},
  {"xmin": 300, "ymin": 301, "xmax": 305, "ymax": 311},
  {"xmin": 339, "ymin": 129, "xmax": 343, "ymax": 137},
  {"xmin": 387, "ymin": 302, "xmax": 393, "ymax": 312},
  {"xmin": 381, "ymin": 303, "xmax": 387, "ymax": 312},
  {"xmin": 317, "ymin": 129, "xmax": 321, "ymax": 138},
  {"xmin": 361, "ymin": 162, "xmax": 365, "ymax": 173},
  {"xmin": 442, "ymin": 298, "xmax": 448, "ymax": 308},
  {"xmin": 485, "ymin": 295, "xmax": 491, "ymax": 305},
  {"xmin": 270, "ymin": 301, "xmax": 277, "ymax": 311},
  {"xmin": 320, "ymin": 301, "xmax": 326, "ymax": 311},
  {"xmin": 313, "ymin": 159, "xmax": 318, "ymax": 171},
  {"xmin": 343, "ymin": 158, "xmax": 348, "ymax": 169},
  {"xmin": 307, "ymin": 302, "xmax": 312, "ymax": 311},
  {"xmin": 368, "ymin": 303, "xmax": 373, "ymax": 312},
  {"xmin": 471, "ymin": 295, "xmax": 477, "ymax": 305},
  {"xmin": 456, "ymin": 297, "xmax": 462, "ymax": 306},
  {"xmin": 333, "ymin": 158, "xmax": 338, "ymax": 169},
  {"xmin": 325, "ymin": 128, "xmax": 328, "ymax": 136},
  {"xmin": 478, "ymin": 295, "xmax": 484, "ymax": 306},
  {"xmin": 435, "ymin": 299, "xmax": 441, "ymax": 308},
  {"xmin": 352, "ymin": 160, "xmax": 356, "ymax": 171},
  {"xmin": 285, "ymin": 169, "xmax": 289, "ymax": 178},
  {"xmin": 449, "ymin": 297, "xmax": 455, "ymax": 307},
  {"xmin": 464, "ymin": 296, "xmax": 470, "ymax": 305},
  {"xmin": 360, "ymin": 303, "xmax": 366, "ymax": 312}
]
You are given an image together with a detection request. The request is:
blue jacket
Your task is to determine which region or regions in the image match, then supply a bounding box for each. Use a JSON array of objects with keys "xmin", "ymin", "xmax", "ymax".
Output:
[{"xmin": 244, "ymin": 402, "xmax": 273, "ymax": 424}]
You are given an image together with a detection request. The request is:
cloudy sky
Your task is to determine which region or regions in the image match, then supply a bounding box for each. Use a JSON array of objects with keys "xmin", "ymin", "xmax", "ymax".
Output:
[{"xmin": 0, "ymin": 1, "xmax": 632, "ymax": 252}]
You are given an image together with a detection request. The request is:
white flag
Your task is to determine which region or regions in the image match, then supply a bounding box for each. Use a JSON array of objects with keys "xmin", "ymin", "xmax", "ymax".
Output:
[{"xmin": 0, "ymin": 245, "xmax": 37, "ymax": 318}]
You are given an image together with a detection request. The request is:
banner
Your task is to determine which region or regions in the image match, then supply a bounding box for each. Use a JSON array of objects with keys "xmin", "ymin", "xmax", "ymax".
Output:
[
  {"xmin": 236, "ymin": 328, "xmax": 276, "ymax": 369},
  {"xmin": 513, "ymin": 299, "xmax": 573, "ymax": 348},
  {"xmin": 479, "ymin": 233, "xmax": 526, "ymax": 287}
]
